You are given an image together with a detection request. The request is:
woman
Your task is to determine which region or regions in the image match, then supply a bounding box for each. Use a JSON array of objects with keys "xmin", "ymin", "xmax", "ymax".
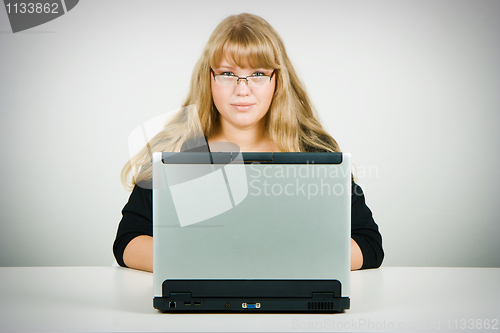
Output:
[{"xmin": 114, "ymin": 13, "xmax": 383, "ymax": 272}]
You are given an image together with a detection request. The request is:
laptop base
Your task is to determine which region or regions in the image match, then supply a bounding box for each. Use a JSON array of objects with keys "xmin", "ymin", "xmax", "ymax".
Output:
[{"xmin": 154, "ymin": 279, "xmax": 350, "ymax": 313}]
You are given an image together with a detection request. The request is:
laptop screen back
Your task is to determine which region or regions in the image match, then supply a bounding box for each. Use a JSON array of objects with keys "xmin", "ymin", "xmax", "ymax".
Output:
[{"xmin": 152, "ymin": 152, "xmax": 351, "ymax": 297}]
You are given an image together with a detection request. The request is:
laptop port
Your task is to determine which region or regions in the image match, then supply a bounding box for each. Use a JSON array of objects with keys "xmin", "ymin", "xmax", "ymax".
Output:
[
  {"xmin": 169, "ymin": 302, "xmax": 176, "ymax": 309},
  {"xmin": 184, "ymin": 302, "xmax": 192, "ymax": 305},
  {"xmin": 242, "ymin": 302, "xmax": 261, "ymax": 309},
  {"xmin": 194, "ymin": 301, "xmax": 202, "ymax": 305}
]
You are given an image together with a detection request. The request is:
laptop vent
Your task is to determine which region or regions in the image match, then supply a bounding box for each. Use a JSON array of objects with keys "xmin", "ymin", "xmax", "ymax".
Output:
[{"xmin": 308, "ymin": 302, "xmax": 335, "ymax": 310}]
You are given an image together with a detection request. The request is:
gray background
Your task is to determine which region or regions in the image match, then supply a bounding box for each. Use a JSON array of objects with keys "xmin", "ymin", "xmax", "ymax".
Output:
[{"xmin": 0, "ymin": 0, "xmax": 499, "ymax": 267}]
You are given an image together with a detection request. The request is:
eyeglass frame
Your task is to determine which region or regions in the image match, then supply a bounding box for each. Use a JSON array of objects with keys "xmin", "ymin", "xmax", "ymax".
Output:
[{"xmin": 210, "ymin": 68, "xmax": 276, "ymax": 86}]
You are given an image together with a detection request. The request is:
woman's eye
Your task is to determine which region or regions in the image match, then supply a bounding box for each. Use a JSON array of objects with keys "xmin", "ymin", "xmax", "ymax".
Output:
[
  {"xmin": 252, "ymin": 72, "xmax": 265, "ymax": 77},
  {"xmin": 221, "ymin": 72, "xmax": 234, "ymax": 76}
]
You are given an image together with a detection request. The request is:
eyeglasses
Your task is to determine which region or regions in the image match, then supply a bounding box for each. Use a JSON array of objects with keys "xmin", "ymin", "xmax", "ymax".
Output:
[{"xmin": 211, "ymin": 68, "xmax": 275, "ymax": 87}]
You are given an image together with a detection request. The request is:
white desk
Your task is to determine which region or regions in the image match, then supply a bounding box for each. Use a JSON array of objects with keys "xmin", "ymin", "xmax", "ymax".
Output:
[{"xmin": 0, "ymin": 266, "xmax": 498, "ymax": 332}]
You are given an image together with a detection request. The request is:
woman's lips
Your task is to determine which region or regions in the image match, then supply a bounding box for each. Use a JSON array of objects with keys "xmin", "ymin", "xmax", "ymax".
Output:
[{"xmin": 231, "ymin": 103, "xmax": 254, "ymax": 111}]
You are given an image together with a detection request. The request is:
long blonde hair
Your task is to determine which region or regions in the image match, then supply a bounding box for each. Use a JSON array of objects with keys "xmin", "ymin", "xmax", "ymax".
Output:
[{"xmin": 121, "ymin": 13, "xmax": 340, "ymax": 190}]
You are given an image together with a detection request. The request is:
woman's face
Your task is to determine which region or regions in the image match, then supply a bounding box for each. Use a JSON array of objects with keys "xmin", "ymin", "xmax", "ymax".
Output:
[{"xmin": 211, "ymin": 59, "xmax": 276, "ymax": 132}]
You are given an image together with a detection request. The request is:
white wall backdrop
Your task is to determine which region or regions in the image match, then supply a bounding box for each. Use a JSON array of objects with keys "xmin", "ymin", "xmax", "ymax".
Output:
[{"xmin": 0, "ymin": 0, "xmax": 499, "ymax": 267}]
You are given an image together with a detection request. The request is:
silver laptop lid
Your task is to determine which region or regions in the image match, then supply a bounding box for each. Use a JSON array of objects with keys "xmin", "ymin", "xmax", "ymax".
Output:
[{"xmin": 152, "ymin": 152, "xmax": 351, "ymax": 297}]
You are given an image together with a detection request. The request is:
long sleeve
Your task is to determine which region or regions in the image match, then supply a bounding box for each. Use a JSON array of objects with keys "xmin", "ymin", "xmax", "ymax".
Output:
[
  {"xmin": 113, "ymin": 185, "xmax": 153, "ymax": 267},
  {"xmin": 350, "ymin": 182, "xmax": 384, "ymax": 269}
]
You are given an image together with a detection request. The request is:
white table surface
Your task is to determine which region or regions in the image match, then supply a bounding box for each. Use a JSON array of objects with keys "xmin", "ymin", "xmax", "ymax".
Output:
[{"xmin": 0, "ymin": 266, "xmax": 498, "ymax": 332}]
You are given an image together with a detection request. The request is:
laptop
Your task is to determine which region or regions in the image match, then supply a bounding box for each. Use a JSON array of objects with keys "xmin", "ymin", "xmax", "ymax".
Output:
[{"xmin": 152, "ymin": 150, "xmax": 351, "ymax": 312}]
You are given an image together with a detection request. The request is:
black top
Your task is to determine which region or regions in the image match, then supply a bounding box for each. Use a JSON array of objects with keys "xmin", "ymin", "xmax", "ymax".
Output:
[{"xmin": 113, "ymin": 171, "xmax": 384, "ymax": 270}]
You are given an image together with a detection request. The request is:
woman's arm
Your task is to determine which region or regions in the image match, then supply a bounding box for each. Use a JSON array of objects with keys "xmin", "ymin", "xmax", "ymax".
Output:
[
  {"xmin": 123, "ymin": 235, "xmax": 153, "ymax": 272},
  {"xmin": 122, "ymin": 235, "xmax": 361, "ymax": 273},
  {"xmin": 115, "ymin": 184, "xmax": 376, "ymax": 272},
  {"xmin": 113, "ymin": 186, "xmax": 154, "ymax": 269},
  {"xmin": 350, "ymin": 182, "xmax": 384, "ymax": 269}
]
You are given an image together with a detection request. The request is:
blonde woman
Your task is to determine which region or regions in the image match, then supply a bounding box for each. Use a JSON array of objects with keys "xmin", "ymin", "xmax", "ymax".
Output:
[{"xmin": 113, "ymin": 13, "xmax": 383, "ymax": 272}]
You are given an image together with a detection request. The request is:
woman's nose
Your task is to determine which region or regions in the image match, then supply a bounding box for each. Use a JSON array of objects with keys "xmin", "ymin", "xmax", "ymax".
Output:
[{"xmin": 234, "ymin": 79, "xmax": 250, "ymax": 96}]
